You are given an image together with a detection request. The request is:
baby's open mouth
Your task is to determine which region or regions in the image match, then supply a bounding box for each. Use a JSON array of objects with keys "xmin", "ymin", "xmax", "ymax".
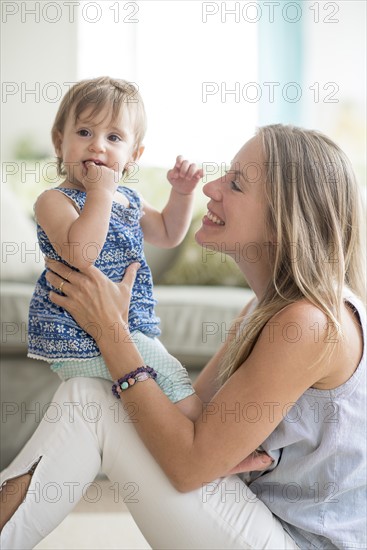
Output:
[{"xmin": 83, "ymin": 159, "xmax": 106, "ymax": 167}]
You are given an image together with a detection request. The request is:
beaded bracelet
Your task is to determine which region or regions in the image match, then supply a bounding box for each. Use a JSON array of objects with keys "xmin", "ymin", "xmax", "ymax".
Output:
[{"xmin": 112, "ymin": 366, "xmax": 157, "ymax": 399}]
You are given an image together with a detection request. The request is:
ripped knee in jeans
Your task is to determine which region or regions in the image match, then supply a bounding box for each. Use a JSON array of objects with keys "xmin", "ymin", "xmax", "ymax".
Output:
[{"xmin": 0, "ymin": 456, "xmax": 42, "ymax": 532}]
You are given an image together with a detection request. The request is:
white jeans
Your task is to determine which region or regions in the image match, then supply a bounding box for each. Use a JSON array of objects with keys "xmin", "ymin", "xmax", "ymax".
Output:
[{"xmin": 1, "ymin": 378, "xmax": 299, "ymax": 550}]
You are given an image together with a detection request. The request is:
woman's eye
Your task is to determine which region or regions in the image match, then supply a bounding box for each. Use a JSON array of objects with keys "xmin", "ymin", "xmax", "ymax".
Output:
[
  {"xmin": 224, "ymin": 170, "xmax": 242, "ymax": 192},
  {"xmin": 77, "ymin": 129, "xmax": 90, "ymax": 137},
  {"xmin": 108, "ymin": 134, "xmax": 121, "ymax": 142},
  {"xmin": 230, "ymin": 180, "xmax": 241, "ymax": 191}
]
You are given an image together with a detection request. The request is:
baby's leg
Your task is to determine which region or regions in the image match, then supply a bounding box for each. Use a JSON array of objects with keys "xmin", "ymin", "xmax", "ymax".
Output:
[
  {"xmin": 51, "ymin": 332, "xmax": 199, "ymax": 416},
  {"xmin": 130, "ymin": 331, "xmax": 196, "ymax": 400},
  {"xmin": 129, "ymin": 332, "xmax": 202, "ymax": 419},
  {"xmin": 51, "ymin": 356, "xmax": 114, "ymax": 381},
  {"xmin": 175, "ymin": 392, "xmax": 202, "ymax": 421}
]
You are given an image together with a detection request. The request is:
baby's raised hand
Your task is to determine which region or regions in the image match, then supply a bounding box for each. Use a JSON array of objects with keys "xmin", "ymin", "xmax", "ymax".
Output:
[
  {"xmin": 167, "ymin": 155, "xmax": 203, "ymax": 195},
  {"xmin": 82, "ymin": 161, "xmax": 120, "ymax": 195}
]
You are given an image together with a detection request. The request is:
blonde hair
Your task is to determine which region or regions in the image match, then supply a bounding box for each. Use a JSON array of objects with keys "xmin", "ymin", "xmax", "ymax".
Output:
[
  {"xmin": 51, "ymin": 76, "xmax": 147, "ymax": 176},
  {"xmin": 220, "ymin": 124, "xmax": 366, "ymax": 382}
]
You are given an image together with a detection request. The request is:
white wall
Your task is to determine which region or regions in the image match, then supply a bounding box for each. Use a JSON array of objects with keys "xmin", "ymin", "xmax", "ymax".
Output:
[
  {"xmin": 1, "ymin": 0, "xmax": 365, "ymax": 176},
  {"xmin": 302, "ymin": 0, "xmax": 366, "ymax": 174},
  {"xmin": 1, "ymin": 4, "xmax": 78, "ymax": 160},
  {"xmin": 76, "ymin": 0, "xmax": 259, "ymax": 167}
]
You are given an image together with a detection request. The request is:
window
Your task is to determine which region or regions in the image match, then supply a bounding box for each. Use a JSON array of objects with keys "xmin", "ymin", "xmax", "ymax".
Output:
[{"xmin": 77, "ymin": 1, "xmax": 258, "ymax": 167}]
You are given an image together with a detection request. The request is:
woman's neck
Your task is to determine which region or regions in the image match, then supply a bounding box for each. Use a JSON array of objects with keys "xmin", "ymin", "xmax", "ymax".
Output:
[{"xmin": 238, "ymin": 259, "xmax": 271, "ymax": 301}]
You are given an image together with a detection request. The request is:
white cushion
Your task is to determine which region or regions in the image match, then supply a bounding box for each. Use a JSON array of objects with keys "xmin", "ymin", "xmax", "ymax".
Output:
[
  {"xmin": 1, "ymin": 281, "xmax": 254, "ymax": 368},
  {"xmin": 1, "ymin": 180, "xmax": 43, "ymax": 283},
  {"xmin": 1, "ymin": 282, "xmax": 34, "ymax": 353},
  {"xmin": 155, "ymin": 286, "xmax": 254, "ymax": 368}
]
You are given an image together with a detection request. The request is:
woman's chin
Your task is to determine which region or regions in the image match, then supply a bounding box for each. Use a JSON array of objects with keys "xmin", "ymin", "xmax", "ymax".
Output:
[
  {"xmin": 195, "ymin": 229, "xmax": 222, "ymax": 256},
  {"xmin": 194, "ymin": 226, "xmax": 205, "ymax": 246}
]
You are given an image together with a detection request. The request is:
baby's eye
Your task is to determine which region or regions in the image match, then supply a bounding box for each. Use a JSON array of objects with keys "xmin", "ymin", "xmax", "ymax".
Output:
[
  {"xmin": 108, "ymin": 134, "xmax": 121, "ymax": 142},
  {"xmin": 77, "ymin": 129, "xmax": 90, "ymax": 137}
]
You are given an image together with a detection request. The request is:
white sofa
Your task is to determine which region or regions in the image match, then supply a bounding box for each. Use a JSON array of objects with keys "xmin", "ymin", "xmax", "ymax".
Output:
[{"xmin": 0, "ymin": 180, "xmax": 253, "ymax": 470}]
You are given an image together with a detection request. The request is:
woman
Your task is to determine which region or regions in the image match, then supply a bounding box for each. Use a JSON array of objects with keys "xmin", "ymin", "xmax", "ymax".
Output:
[{"xmin": 1, "ymin": 124, "xmax": 366, "ymax": 549}]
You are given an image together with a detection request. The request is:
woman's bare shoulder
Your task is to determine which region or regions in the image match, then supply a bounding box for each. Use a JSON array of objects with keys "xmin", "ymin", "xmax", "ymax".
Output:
[
  {"xmin": 250, "ymin": 299, "xmax": 332, "ymax": 379},
  {"xmin": 270, "ymin": 298, "xmax": 329, "ymax": 324},
  {"xmin": 258, "ymin": 298, "xmax": 361, "ymax": 389}
]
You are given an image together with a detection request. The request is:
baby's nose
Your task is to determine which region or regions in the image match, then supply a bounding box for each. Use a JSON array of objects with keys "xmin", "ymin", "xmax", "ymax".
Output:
[{"xmin": 89, "ymin": 137, "xmax": 106, "ymax": 152}]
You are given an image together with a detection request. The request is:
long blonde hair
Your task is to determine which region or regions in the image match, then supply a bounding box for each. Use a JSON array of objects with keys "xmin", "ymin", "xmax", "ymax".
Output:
[{"xmin": 220, "ymin": 124, "xmax": 366, "ymax": 382}]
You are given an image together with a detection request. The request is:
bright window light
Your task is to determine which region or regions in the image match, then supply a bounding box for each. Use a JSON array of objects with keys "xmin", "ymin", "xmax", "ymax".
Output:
[{"xmin": 77, "ymin": 1, "xmax": 258, "ymax": 167}]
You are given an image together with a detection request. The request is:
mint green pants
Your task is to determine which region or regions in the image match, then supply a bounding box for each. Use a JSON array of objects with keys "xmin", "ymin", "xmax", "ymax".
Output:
[{"xmin": 51, "ymin": 330, "xmax": 195, "ymax": 404}]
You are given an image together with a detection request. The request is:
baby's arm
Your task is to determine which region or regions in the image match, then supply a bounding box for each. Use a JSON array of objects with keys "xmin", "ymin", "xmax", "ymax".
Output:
[
  {"xmin": 140, "ymin": 156, "xmax": 203, "ymax": 248},
  {"xmin": 35, "ymin": 163, "xmax": 118, "ymax": 270}
]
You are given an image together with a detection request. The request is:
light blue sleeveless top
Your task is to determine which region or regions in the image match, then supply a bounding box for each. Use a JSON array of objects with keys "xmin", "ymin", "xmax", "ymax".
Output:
[{"xmin": 248, "ymin": 289, "xmax": 366, "ymax": 549}]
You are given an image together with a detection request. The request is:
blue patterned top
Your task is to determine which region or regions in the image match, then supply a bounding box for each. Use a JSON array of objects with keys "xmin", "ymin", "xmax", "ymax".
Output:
[{"xmin": 28, "ymin": 186, "xmax": 160, "ymax": 362}]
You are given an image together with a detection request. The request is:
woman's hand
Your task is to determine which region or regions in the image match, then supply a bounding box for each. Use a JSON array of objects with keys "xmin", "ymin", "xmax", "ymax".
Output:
[
  {"xmin": 225, "ymin": 450, "xmax": 273, "ymax": 476},
  {"xmin": 45, "ymin": 259, "xmax": 140, "ymax": 341}
]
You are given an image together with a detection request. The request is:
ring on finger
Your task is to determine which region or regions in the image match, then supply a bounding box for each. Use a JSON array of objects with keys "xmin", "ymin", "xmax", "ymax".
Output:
[
  {"xmin": 58, "ymin": 281, "xmax": 66, "ymax": 293},
  {"xmin": 65, "ymin": 270, "xmax": 73, "ymax": 282}
]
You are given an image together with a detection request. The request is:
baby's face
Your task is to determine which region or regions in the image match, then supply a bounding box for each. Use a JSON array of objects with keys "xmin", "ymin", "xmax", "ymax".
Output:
[{"xmin": 56, "ymin": 105, "xmax": 138, "ymax": 188}]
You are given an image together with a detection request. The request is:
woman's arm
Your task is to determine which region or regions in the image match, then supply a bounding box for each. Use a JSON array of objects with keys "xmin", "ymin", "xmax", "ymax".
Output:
[
  {"xmin": 46, "ymin": 262, "xmax": 331, "ymax": 492},
  {"xmin": 140, "ymin": 156, "xmax": 203, "ymax": 248},
  {"xmin": 35, "ymin": 163, "xmax": 118, "ymax": 270}
]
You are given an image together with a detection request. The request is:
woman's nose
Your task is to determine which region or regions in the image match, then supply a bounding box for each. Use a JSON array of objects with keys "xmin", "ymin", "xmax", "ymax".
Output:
[{"xmin": 203, "ymin": 177, "xmax": 222, "ymax": 201}]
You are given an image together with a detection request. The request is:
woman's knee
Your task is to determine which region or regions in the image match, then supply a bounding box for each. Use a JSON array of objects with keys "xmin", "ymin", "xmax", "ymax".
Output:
[
  {"xmin": 56, "ymin": 377, "xmax": 112, "ymax": 407},
  {"xmin": 0, "ymin": 457, "xmax": 42, "ymax": 532}
]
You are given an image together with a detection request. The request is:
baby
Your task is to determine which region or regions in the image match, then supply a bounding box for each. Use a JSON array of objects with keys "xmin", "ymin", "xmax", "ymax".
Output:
[{"xmin": 28, "ymin": 76, "xmax": 203, "ymax": 419}]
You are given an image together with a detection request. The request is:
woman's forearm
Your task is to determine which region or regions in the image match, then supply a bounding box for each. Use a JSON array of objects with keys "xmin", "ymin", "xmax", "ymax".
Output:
[{"xmin": 97, "ymin": 328, "xmax": 198, "ymax": 491}]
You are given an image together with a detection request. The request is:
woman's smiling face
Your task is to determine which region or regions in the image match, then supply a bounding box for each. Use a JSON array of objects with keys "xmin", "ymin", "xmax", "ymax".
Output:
[{"xmin": 195, "ymin": 136, "xmax": 269, "ymax": 268}]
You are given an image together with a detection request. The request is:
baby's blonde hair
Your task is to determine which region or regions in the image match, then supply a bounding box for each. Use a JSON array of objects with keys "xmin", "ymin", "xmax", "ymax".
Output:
[
  {"xmin": 220, "ymin": 124, "xmax": 366, "ymax": 382},
  {"xmin": 51, "ymin": 76, "xmax": 147, "ymax": 176}
]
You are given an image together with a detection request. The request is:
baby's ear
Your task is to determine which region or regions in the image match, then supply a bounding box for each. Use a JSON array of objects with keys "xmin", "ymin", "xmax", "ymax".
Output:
[
  {"xmin": 132, "ymin": 145, "xmax": 145, "ymax": 162},
  {"xmin": 53, "ymin": 130, "xmax": 63, "ymax": 156},
  {"xmin": 124, "ymin": 146, "xmax": 144, "ymax": 175}
]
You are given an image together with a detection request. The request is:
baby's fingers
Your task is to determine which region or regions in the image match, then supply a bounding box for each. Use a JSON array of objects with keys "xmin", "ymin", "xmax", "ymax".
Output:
[
  {"xmin": 175, "ymin": 156, "xmax": 201, "ymax": 180},
  {"xmin": 186, "ymin": 163, "xmax": 203, "ymax": 181},
  {"xmin": 83, "ymin": 161, "xmax": 102, "ymax": 182},
  {"xmin": 167, "ymin": 155, "xmax": 182, "ymax": 180},
  {"xmin": 177, "ymin": 159, "xmax": 190, "ymax": 179}
]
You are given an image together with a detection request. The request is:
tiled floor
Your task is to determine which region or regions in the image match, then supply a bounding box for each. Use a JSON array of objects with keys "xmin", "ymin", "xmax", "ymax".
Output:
[{"xmin": 34, "ymin": 478, "xmax": 151, "ymax": 550}]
